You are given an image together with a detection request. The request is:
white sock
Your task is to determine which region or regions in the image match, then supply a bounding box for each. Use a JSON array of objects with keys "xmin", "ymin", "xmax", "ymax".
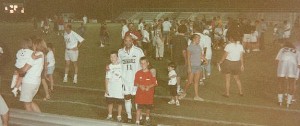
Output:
[
  {"xmin": 287, "ymin": 94, "xmax": 293, "ymax": 104},
  {"xmin": 11, "ymin": 75, "xmax": 18, "ymax": 88},
  {"xmin": 125, "ymin": 100, "xmax": 132, "ymax": 119},
  {"xmin": 146, "ymin": 116, "xmax": 150, "ymax": 120},
  {"xmin": 74, "ymin": 74, "xmax": 78, "ymax": 79},
  {"xmin": 12, "ymin": 88, "xmax": 18, "ymax": 92},
  {"xmin": 108, "ymin": 114, "xmax": 112, "ymax": 118},
  {"xmin": 140, "ymin": 115, "xmax": 143, "ymax": 120},
  {"xmin": 177, "ymin": 85, "xmax": 181, "ymax": 91},
  {"xmin": 64, "ymin": 74, "xmax": 68, "ymax": 78},
  {"xmin": 278, "ymin": 94, "xmax": 283, "ymax": 103}
]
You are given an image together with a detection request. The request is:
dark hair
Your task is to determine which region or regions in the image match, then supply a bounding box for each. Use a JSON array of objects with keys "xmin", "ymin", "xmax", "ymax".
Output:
[
  {"xmin": 190, "ymin": 34, "xmax": 200, "ymax": 40},
  {"xmin": 168, "ymin": 62, "xmax": 176, "ymax": 69},
  {"xmin": 47, "ymin": 43, "xmax": 54, "ymax": 50},
  {"xmin": 21, "ymin": 38, "xmax": 33, "ymax": 49},
  {"xmin": 178, "ymin": 25, "xmax": 187, "ymax": 34},
  {"xmin": 66, "ymin": 23, "xmax": 72, "ymax": 29},
  {"xmin": 110, "ymin": 51, "xmax": 118, "ymax": 56},
  {"xmin": 193, "ymin": 24, "xmax": 202, "ymax": 33},
  {"xmin": 283, "ymin": 41, "xmax": 295, "ymax": 49},
  {"xmin": 140, "ymin": 56, "xmax": 149, "ymax": 62}
]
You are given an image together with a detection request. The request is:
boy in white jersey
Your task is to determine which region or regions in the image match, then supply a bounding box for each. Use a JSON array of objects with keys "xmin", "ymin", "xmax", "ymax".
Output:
[
  {"xmin": 167, "ymin": 62, "xmax": 180, "ymax": 106},
  {"xmin": 105, "ymin": 51, "xmax": 124, "ymax": 122},
  {"xmin": 118, "ymin": 35, "xmax": 144, "ymax": 123}
]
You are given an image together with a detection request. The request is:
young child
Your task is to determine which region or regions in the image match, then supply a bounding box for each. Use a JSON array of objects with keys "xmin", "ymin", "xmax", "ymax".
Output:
[
  {"xmin": 45, "ymin": 43, "xmax": 55, "ymax": 91},
  {"xmin": 105, "ymin": 51, "xmax": 124, "ymax": 122},
  {"xmin": 11, "ymin": 39, "xmax": 42, "ymax": 97},
  {"xmin": 167, "ymin": 62, "xmax": 180, "ymax": 106},
  {"xmin": 134, "ymin": 57, "xmax": 157, "ymax": 125},
  {"xmin": 275, "ymin": 42, "xmax": 300, "ymax": 108}
]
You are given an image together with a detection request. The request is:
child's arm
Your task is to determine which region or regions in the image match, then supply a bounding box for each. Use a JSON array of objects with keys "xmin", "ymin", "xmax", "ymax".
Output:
[
  {"xmin": 136, "ymin": 84, "xmax": 145, "ymax": 91},
  {"xmin": 31, "ymin": 52, "xmax": 43, "ymax": 59},
  {"xmin": 105, "ymin": 78, "xmax": 109, "ymax": 95}
]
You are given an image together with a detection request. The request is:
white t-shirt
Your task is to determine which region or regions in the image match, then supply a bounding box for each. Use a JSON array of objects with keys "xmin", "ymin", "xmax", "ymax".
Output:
[
  {"xmin": 283, "ymin": 23, "xmax": 291, "ymax": 38},
  {"xmin": 162, "ymin": 21, "xmax": 172, "ymax": 32},
  {"xmin": 224, "ymin": 43, "xmax": 244, "ymax": 61},
  {"xmin": 201, "ymin": 35, "xmax": 212, "ymax": 59},
  {"xmin": 118, "ymin": 46, "xmax": 144, "ymax": 86},
  {"xmin": 168, "ymin": 70, "xmax": 177, "ymax": 85},
  {"xmin": 106, "ymin": 63, "xmax": 124, "ymax": 99},
  {"xmin": 46, "ymin": 50, "xmax": 55, "ymax": 67},
  {"xmin": 15, "ymin": 49, "xmax": 34, "ymax": 69},
  {"xmin": 64, "ymin": 31, "xmax": 84, "ymax": 49},
  {"xmin": 138, "ymin": 23, "xmax": 144, "ymax": 31},
  {"xmin": 250, "ymin": 31, "xmax": 259, "ymax": 42},
  {"xmin": 121, "ymin": 25, "xmax": 129, "ymax": 39},
  {"xmin": 22, "ymin": 52, "xmax": 44, "ymax": 85},
  {"xmin": 142, "ymin": 30, "xmax": 150, "ymax": 43}
]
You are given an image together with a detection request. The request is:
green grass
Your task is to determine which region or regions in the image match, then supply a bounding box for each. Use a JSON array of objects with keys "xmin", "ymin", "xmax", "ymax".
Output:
[{"xmin": 0, "ymin": 22, "xmax": 300, "ymax": 126}]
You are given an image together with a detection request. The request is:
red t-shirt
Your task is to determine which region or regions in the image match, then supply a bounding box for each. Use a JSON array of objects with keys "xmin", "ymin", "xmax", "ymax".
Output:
[
  {"xmin": 134, "ymin": 70, "xmax": 157, "ymax": 104},
  {"xmin": 125, "ymin": 31, "xmax": 142, "ymax": 45}
]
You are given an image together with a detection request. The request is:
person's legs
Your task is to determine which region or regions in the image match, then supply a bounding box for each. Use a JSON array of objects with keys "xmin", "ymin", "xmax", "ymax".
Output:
[
  {"xmin": 73, "ymin": 61, "xmax": 78, "ymax": 83},
  {"xmin": 183, "ymin": 73, "xmax": 194, "ymax": 93},
  {"xmin": 193, "ymin": 71, "xmax": 201, "ymax": 98},
  {"xmin": 24, "ymin": 102, "xmax": 33, "ymax": 112},
  {"xmin": 287, "ymin": 78, "xmax": 296, "ymax": 107},
  {"xmin": 124, "ymin": 95, "xmax": 132, "ymax": 121},
  {"xmin": 107, "ymin": 103, "xmax": 113, "ymax": 117},
  {"xmin": 48, "ymin": 75, "xmax": 54, "ymax": 91},
  {"xmin": 224, "ymin": 74, "xmax": 231, "ymax": 96},
  {"xmin": 41, "ymin": 79, "xmax": 50, "ymax": 100},
  {"xmin": 64, "ymin": 60, "xmax": 71, "ymax": 82},
  {"xmin": 206, "ymin": 60, "xmax": 212, "ymax": 77},
  {"xmin": 117, "ymin": 104, "xmax": 122, "ymax": 117},
  {"xmin": 1, "ymin": 112, "xmax": 9, "ymax": 126},
  {"xmin": 277, "ymin": 77, "xmax": 285, "ymax": 105},
  {"xmin": 233, "ymin": 75, "xmax": 243, "ymax": 95},
  {"xmin": 31, "ymin": 102, "xmax": 41, "ymax": 113},
  {"xmin": 145, "ymin": 109, "xmax": 151, "ymax": 120},
  {"xmin": 135, "ymin": 108, "xmax": 141, "ymax": 124}
]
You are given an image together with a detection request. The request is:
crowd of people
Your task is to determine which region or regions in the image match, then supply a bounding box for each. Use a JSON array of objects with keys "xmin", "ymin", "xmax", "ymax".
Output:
[{"xmin": 0, "ymin": 14, "xmax": 299, "ymax": 126}]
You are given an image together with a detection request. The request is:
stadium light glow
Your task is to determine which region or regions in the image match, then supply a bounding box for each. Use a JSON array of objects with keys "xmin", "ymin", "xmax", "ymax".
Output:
[
  {"xmin": 14, "ymin": 5, "xmax": 18, "ymax": 10},
  {"xmin": 5, "ymin": 7, "xmax": 8, "ymax": 10},
  {"xmin": 9, "ymin": 10, "xmax": 14, "ymax": 13},
  {"xmin": 10, "ymin": 5, "xmax": 13, "ymax": 8},
  {"xmin": 21, "ymin": 8, "xmax": 24, "ymax": 13}
]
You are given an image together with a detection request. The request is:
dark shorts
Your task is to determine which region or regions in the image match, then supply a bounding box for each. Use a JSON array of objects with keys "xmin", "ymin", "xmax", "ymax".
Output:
[
  {"xmin": 106, "ymin": 98, "xmax": 124, "ymax": 105},
  {"xmin": 221, "ymin": 60, "xmax": 241, "ymax": 75},
  {"xmin": 137, "ymin": 104, "xmax": 154, "ymax": 110},
  {"xmin": 169, "ymin": 85, "xmax": 178, "ymax": 97},
  {"xmin": 175, "ymin": 65, "xmax": 187, "ymax": 78}
]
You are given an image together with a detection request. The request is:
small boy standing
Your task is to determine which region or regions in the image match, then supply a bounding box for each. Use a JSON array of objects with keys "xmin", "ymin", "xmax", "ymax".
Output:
[
  {"xmin": 105, "ymin": 51, "xmax": 124, "ymax": 122},
  {"xmin": 167, "ymin": 62, "xmax": 180, "ymax": 106},
  {"xmin": 134, "ymin": 57, "xmax": 158, "ymax": 125}
]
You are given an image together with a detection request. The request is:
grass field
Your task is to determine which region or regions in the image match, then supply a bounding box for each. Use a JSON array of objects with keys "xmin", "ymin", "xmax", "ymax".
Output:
[{"xmin": 0, "ymin": 22, "xmax": 300, "ymax": 126}]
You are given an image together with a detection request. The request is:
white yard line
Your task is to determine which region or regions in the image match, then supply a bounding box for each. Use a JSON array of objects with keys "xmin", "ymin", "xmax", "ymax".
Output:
[
  {"xmin": 2, "ymin": 93, "xmax": 265, "ymax": 126},
  {"xmin": 54, "ymin": 84, "xmax": 300, "ymax": 113}
]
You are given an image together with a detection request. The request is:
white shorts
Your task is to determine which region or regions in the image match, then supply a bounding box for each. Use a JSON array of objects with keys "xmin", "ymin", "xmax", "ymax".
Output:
[
  {"xmin": 0, "ymin": 95, "xmax": 9, "ymax": 115},
  {"xmin": 277, "ymin": 61, "xmax": 299, "ymax": 79},
  {"xmin": 123, "ymin": 84, "xmax": 138, "ymax": 95},
  {"xmin": 58, "ymin": 25, "xmax": 64, "ymax": 31},
  {"xmin": 19, "ymin": 83, "xmax": 40, "ymax": 103},
  {"xmin": 243, "ymin": 34, "xmax": 251, "ymax": 42},
  {"xmin": 65, "ymin": 50, "xmax": 79, "ymax": 62}
]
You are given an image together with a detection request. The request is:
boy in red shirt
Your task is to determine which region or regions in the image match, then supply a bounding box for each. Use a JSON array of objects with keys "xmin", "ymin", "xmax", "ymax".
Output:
[{"xmin": 134, "ymin": 57, "xmax": 157, "ymax": 125}]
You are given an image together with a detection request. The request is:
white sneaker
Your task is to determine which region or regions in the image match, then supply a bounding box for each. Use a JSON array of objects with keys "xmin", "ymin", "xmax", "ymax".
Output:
[
  {"xmin": 176, "ymin": 100, "xmax": 180, "ymax": 106},
  {"xmin": 100, "ymin": 44, "xmax": 105, "ymax": 48},
  {"xmin": 12, "ymin": 88, "xmax": 18, "ymax": 97},
  {"xmin": 73, "ymin": 78, "xmax": 77, "ymax": 84},
  {"xmin": 194, "ymin": 97, "xmax": 204, "ymax": 101},
  {"xmin": 63, "ymin": 77, "xmax": 68, "ymax": 83},
  {"xmin": 168, "ymin": 100, "xmax": 175, "ymax": 105},
  {"xmin": 199, "ymin": 80, "xmax": 204, "ymax": 85}
]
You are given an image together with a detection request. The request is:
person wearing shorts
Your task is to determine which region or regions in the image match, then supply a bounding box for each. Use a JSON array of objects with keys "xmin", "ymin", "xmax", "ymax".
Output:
[
  {"xmin": 63, "ymin": 24, "xmax": 84, "ymax": 84},
  {"xmin": 219, "ymin": 35, "xmax": 244, "ymax": 98},
  {"xmin": 167, "ymin": 62, "xmax": 180, "ymax": 106},
  {"xmin": 275, "ymin": 42, "xmax": 300, "ymax": 108},
  {"xmin": 0, "ymin": 95, "xmax": 9, "ymax": 126},
  {"xmin": 180, "ymin": 34, "xmax": 205, "ymax": 101},
  {"xmin": 118, "ymin": 35, "xmax": 144, "ymax": 123}
]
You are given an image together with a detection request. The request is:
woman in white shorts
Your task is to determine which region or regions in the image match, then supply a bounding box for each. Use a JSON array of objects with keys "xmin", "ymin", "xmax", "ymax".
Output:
[
  {"xmin": 18, "ymin": 38, "xmax": 48, "ymax": 112},
  {"xmin": 276, "ymin": 42, "xmax": 300, "ymax": 108},
  {"xmin": 0, "ymin": 95, "xmax": 9, "ymax": 126}
]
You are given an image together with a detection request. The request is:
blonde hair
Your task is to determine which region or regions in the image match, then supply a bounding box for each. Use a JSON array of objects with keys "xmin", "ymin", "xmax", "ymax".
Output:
[
  {"xmin": 33, "ymin": 38, "xmax": 48, "ymax": 54},
  {"xmin": 21, "ymin": 38, "xmax": 33, "ymax": 49}
]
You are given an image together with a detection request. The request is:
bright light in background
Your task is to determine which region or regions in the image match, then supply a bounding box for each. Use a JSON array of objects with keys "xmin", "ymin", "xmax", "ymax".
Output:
[
  {"xmin": 5, "ymin": 7, "xmax": 8, "ymax": 10},
  {"xmin": 9, "ymin": 10, "xmax": 14, "ymax": 13},
  {"xmin": 14, "ymin": 5, "xmax": 18, "ymax": 10},
  {"xmin": 10, "ymin": 5, "xmax": 13, "ymax": 8},
  {"xmin": 21, "ymin": 8, "xmax": 24, "ymax": 13}
]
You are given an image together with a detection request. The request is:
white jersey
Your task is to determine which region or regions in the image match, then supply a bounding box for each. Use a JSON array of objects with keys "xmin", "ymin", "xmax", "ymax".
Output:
[
  {"xmin": 118, "ymin": 46, "xmax": 144, "ymax": 86},
  {"xmin": 64, "ymin": 31, "xmax": 84, "ymax": 49},
  {"xmin": 15, "ymin": 49, "xmax": 34, "ymax": 69},
  {"xmin": 276, "ymin": 47, "xmax": 300, "ymax": 79},
  {"xmin": 168, "ymin": 70, "xmax": 177, "ymax": 85},
  {"xmin": 106, "ymin": 63, "xmax": 124, "ymax": 99}
]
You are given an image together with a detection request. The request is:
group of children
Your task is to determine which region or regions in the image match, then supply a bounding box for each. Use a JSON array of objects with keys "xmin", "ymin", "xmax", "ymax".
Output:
[{"xmin": 10, "ymin": 37, "xmax": 56, "ymax": 100}]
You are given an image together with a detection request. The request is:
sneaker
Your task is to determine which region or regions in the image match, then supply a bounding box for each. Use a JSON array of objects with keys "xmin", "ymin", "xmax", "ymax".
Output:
[
  {"xmin": 63, "ymin": 77, "xmax": 68, "ymax": 83},
  {"xmin": 12, "ymin": 88, "xmax": 18, "ymax": 97},
  {"xmin": 106, "ymin": 116, "xmax": 113, "ymax": 121},
  {"xmin": 100, "ymin": 44, "xmax": 105, "ymax": 48},
  {"xmin": 252, "ymin": 49, "xmax": 260, "ymax": 52},
  {"xmin": 179, "ymin": 93, "xmax": 186, "ymax": 100},
  {"xmin": 128, "ymin": 118, "xmax": 132, "ymax": 123},
  {"xmin": 199, "ymin": 80, "xmax": 204, "ymax": 85},
  {"xmin": 168, "ymin": 100, "xmax": 175, "ymax": 105},
  {"xmin": 194, "ymin": 96, "xmax": 204, "ymax": 101},
  {"xmin": 117, "ymin": 116, "xmax": 122, "ymax": 122},
  {"xmin": 176, "ymin": 100, "xmax": 180, "ymax": 106},
  {"xmin": 145, "ymin": 119, "xmax": 151, "ymax": 126}
]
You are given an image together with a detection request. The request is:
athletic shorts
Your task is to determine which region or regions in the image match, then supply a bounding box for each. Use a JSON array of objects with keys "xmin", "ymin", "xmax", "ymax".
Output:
[
  {"xmin": 277, "ymin": 61, "xmax": 299, "ymax": 79},
  {"xmin": 20, "ymin": 83, "xmax": 40, "ymax": 102},
  {"xmin": 163, "ymin": 31, "xmax": 170, "ymax": 38},
  {"xmin": 221, "ymin": 60, "xmax": 241, "ymax": 75},
  {"xmin": 65, "ymin": 50, "xmax": 79, "ymax": 62},
  {"xmin": 191, "ymin": 65, "xmax": 202, "ymax": 73},
  {"xmin": 58, "ymin": 25, "xmax": 64, "ymax": 31},
  {"xmin": 169, "ymin": 85, "xmax": 178, "ymax": 97},
  {"xmin": 123, "ymin": 84, "xmax": 137, "ymax": 95},
  {"xmin": 137, "ymin": 104, "xmax": 154, "ymax": 110},
  {"xmin": 106, "ymin": 97, "xmax": 124, "ymax": 105},
  {"xmin": 175, "ymin": 65, "xmax": 187, "ymax": 78},
  {"xmin": 47, "ymin": 66, "xmax": 55, "ymax": 75},
  {"xmin": 243, "ymin": 34, "xmax": 251, "ymax": 42},
  {"xmin": 0, "ymin": 95, "xmax": 9, "ymax": 115}
]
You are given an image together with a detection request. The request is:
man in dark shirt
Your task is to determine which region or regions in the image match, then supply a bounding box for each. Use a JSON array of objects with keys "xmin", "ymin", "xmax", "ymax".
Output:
[{"xmin": 170, "ymin": 25, "xmax": 188, "ymax": 93}]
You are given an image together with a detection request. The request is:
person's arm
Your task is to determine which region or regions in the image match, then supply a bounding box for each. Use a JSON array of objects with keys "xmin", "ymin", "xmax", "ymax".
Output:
[
  {"xmin": 240, "ymin": 52, "xmax": 244, "ymax": 72},
  {"xmin": 218, "ymin": 51, "xmax": 228, "ymax": 64},
  {"xmin": 105, "ymin": 78, "xmax": 109, "ymax": 95},
  {"xmin": 134, "ymin": 72, "xmax": 145, "ymax": 91},
  {"xmin": 17, "ymin": 63, "xmax": 32, "ymax": 75},
  {"xmin": 145, "ymin": 76, "xmax": 158, "ymax": 91}
]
